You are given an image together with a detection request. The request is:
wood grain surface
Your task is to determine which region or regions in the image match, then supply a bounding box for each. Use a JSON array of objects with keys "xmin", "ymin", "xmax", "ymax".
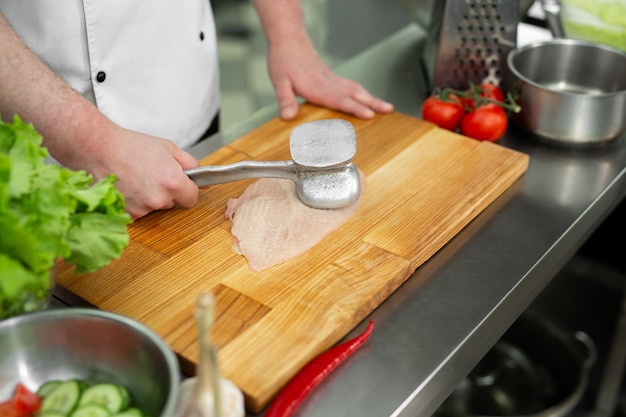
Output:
[{"xmin": 55, "ymin": 104, "xmax": 529, "ymax": 412}]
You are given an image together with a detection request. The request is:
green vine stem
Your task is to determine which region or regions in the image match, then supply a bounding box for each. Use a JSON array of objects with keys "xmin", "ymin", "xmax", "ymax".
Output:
[{"xmin": 433, "ymin": 83, "xmax": 521, "ymax": 113}]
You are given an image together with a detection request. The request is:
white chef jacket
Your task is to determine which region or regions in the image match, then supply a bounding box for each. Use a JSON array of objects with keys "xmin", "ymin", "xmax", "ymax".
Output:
[{"xmin": 0, "ymin": 0, "xmax": 220, "ymax": 149}]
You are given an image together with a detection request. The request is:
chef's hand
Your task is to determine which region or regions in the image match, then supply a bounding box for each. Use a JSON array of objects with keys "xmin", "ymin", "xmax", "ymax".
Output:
[
  {"xmin": 86, "ymin": 127, "xmax": 201, "ymax": 220},
  {"xmin": 252, "ymin": 0, "xmax": 394, "ymax": 121},
  {"xmin": 267, "ymin": 35, "xmax": 394, "ymax": 120}
]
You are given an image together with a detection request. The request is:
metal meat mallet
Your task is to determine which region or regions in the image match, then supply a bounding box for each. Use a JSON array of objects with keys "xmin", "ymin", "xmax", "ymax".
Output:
[{"xmin": 185, "ymin": 119, "xmax": 361, "ymax": 209}]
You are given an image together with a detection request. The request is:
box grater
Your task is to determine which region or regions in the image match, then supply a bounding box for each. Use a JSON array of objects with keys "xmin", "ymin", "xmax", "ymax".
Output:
[{"xmin": 421, "ymin": 0, "xmax": 519, "ymax": 91}]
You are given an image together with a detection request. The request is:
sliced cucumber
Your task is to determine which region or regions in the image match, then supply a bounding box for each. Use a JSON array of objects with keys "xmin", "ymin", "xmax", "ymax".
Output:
[
  {"xmin": 37, "ymin": 379, "xmax": 143, "ymax": 417},
  {"xmin": 37, "ymin": 411, "xmax": 68, "ymax": 417},
  {"xmin": 115, "ymin": 385, "xmax": 131, "ymax": 411},
  {"xmin": 37, "ymin": 380, "xmax": 62, "ymax": 398},
  {"xmin": 78, "ymin": 383, "xmax": 128, "ymax": 414},
  {"xmin": 110, "ymin": 407, "xmax": 143, "ymax": 417},
  {"xmin": 41, "ymin": 380, "xmax": 83, "ymax": 414},
  {"xmin": 70, "ymin": 404, "xmax": 111, "ymax": 417}
]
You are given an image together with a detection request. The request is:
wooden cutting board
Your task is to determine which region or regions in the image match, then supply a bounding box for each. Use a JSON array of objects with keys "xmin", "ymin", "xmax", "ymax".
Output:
[{"xmin": 55, "ymin": 104, "xmax": 529, "ymax": 413}]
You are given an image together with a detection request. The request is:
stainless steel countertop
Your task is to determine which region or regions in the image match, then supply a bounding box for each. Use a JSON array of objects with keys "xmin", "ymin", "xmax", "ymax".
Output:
[{"xmin": 189, "ymin": 24, "xmax": 626, "ymax": 417}]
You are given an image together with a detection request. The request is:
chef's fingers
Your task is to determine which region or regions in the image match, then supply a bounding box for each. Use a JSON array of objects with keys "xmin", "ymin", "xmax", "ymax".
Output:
[
  {"xmin": 273, "ymin": 78, "xmax": 300, "ymax": 121},
  {"xmin": 172, "ymin": 176, "xmax": 199, "ymax": 209},
  {"xmin": 127, "ymin": 205, "xmax": 151, "ymax": 221},
  {"xmin": 125, "ymin": 196, "xmax": 176, "ymax": 220},
  {"xmin": 125, "ymin": 177, "xmax": 196, "ymax": 219},
  {"xmin": 352, "ymin": 87, "xmax": 395, "ymax": 115},
  {"xmin": 169, "ymin": 142, "xmax": 200, "ymax": 170},
  {"xmin": 326, "ymin": 79, "xmax": 394, "ymax": 119},
  {"xmin": 160, "ymin": 141, "xmax": 200, "ymax": 208},
  {"xmin": 294, "ymin": 71, "xmax": 393, "ymax": 119},
  {"xmin": 170, "ymin": 162, "xmax": 200, "ymax": 209}
]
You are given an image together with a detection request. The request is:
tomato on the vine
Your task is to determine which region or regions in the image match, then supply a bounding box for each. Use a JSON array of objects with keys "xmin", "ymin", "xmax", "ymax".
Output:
[
  {"xmin": 460, "ymin": 103, "xmax": 508, "ymax": 142},
  {"xmin": 478, "ymin": 83, "xmax": 505, "ymax": 102},
  {"xmin": 421, "ymin": 82, "xmax": 517, "ymax": 142},
  {"xmin": 461, "ymin": 83, "xmax": 505, "ymax": 109},
  {"xmin": 421, "ymin": 94, "xmax": 465, "ymax": 130}
]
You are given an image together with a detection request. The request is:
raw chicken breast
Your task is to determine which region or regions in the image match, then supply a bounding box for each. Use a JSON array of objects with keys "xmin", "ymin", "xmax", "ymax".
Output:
[{"xmin": 224, "ymin": 174, "xmax": 364, "ymax": 271}]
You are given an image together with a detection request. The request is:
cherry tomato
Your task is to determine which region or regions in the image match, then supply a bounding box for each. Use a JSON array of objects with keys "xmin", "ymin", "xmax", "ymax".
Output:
[
  {"xmin": 460, "ymin": 103, "xmax": 508, "ymax": 142},
  {"xmin": 421, "ymin": 94, "xmax": 464, "ymax": 131},
  {"xmin": 3, "ymin": 384, "xmax": 41, "ymax": 417},
  {"xmin": 0, "ymin": 401, "xmax": 13, "ymax": 417},
  {"xmin": 462, "ymin": 83, "xmax": 505, "ymax": 109},
  {"xmin": 479, "ymin": 83, "xmax": 505, "ymax": 102}
]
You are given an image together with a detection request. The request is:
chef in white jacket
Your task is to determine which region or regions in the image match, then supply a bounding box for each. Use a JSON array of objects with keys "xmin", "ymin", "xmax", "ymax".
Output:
[{"xmin": 0, "ymin": 0, "xmax": 393, "ymax": 219}]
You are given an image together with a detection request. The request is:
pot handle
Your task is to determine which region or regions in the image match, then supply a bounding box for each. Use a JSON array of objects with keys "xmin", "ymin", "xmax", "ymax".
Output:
[
  {"xmin": 541, "ymin": 0, "xmax": 566, "ymax": 38},
  {"xmin": 574, "ymin": 331, "xmax": 597, "ymax": 369}
]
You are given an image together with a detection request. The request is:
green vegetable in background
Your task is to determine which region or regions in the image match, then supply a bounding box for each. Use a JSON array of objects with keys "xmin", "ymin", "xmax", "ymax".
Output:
[
  {"xmin": 0, "ymin": 115, "xmax": 132, "ymax": 319},
  {"xmin": 561, "ymin": 0, "xmax": 626, "ymax": 51}
]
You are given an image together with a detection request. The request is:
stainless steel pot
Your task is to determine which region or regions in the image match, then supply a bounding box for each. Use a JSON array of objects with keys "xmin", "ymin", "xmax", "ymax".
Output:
[
  {"xmin": 504, "ymin": 38, "xmax": 626, "ymax": 145},
  {"xmin": 435, "ymin": 312, "xmax": 596, "ymax": 417}
]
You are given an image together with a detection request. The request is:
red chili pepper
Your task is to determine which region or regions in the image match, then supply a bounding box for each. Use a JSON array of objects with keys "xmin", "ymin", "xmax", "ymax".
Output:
[{"xmin": 264, "ymin": 321, "xmax": 374, "ymax": 417}]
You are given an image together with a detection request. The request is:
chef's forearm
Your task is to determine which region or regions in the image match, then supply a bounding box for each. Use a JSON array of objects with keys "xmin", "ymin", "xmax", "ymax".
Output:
[
  {"xmin": 250, "ymin": 0, "xmax": 311, "ymax": 47},
  {"xmin": 0, "ymin": 13, "xmax": 110, "ymax": 168}
]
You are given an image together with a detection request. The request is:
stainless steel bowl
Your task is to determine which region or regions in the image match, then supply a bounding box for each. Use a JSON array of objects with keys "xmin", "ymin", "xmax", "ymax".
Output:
[
  {"xmin": 505, "ymin": 38, "xmax": 626, "ymax": 145},
  {"xmin": 0, "ymin": 308, "xmax": 180, "ymax": 417}
]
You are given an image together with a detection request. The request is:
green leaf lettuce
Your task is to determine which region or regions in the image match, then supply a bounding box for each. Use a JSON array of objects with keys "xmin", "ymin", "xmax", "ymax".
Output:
[{"xmin": 0, "ymin": 115, "xmax": 132, "ymax": 318}]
